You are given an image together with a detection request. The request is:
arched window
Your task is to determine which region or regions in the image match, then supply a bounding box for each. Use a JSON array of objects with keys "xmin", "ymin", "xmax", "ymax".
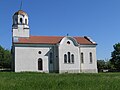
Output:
[
  {"xmin": 25, "ymin": 19, "xmax": 27, "ymax": 25},
  {"xmin": 50, "ymin": 52, "xmax": 53, "ymax": 64},
  {"xmin": 68, "ymin": 52, "xmax": 71, "ymax": 63},
  {"xmin": 90, "ymin": 52, "xmax": 92, "ymax": 63},
  {"xmin": 38, "ymin": 58, "xmax": 43, "ymax": 70},
  {"xmin": 81, "ymin": 53, "xmax": 84, "ymax": 63},
  {"xmin": 20, "ymin": 18, "xmax": 23, "ymax": 24},
  {"xmin": 64, "ymin": 54, "xmax": 67, "ymax": 63},
  {"xmin": 71, "ymin": 54, "xmax": 74, "ymax": 63}
]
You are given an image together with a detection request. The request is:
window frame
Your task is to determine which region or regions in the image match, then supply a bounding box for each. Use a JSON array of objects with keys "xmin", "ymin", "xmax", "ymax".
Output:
[
  {"xmin": 81, "ymin": 52, "xmax": 84, "ymax": 63},
  {"xmin": 38, "ymin": 58, "xmax": 43, "ymax": 70},
  {"xmin": 25, "ymin": 19, "xmax": 27, "ymax": 25},
  {"xmin": 71, "ymin": 54, "xmax": 74, "ymax": 63},
  {"xmin": 64, "ymin": 52, "xmax": 74, "ymax": 64},
  {"xmin": 90, "ymin": 52, "xmax": 93, "ymax": 64},
  {"xmin": 38, "ymin": 51, "xmax": 42, "ymax": 54},
  {"xmin": 68, "ymin": 52, "xmax": 71, "ymax": 63},
  {"xmin": 20, "ymin": 18, "xmax": 23, "ymax": 24},
  {"xmin": 64, "ymin": 54, "xmax": 67, "ymax": 63}
]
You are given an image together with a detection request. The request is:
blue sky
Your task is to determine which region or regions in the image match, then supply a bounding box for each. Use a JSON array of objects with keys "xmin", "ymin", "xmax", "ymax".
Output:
[{"xmin": 0, "ymin": 0, "xmax": 120, "ymax": 60}]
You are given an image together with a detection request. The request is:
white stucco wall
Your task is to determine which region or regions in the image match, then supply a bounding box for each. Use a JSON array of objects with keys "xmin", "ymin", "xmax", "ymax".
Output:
[
  {"xmin": 58, "ymin": 37, "xmax": 80, "ymax": 73},
  {"xmin": 13, "ymin": 38, "xmax": 98, "ymax": 73},
  {"xmin": 80, "ymin": 45, "xmax": 98, "ymax": 73},
  {"xmin": 14, "ymin": 46, "xmax": 51, "ymax": 72},
  {"xmin": 12, "ymin": 27, "xmax": 29, "ymax": 38}
]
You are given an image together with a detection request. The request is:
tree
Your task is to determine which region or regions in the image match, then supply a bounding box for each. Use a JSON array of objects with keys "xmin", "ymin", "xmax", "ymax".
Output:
[
  {"xmin": 0, "ymin": 45, "xmax": 12, "ymax": 68},
  {"xmin": 110, "ymin": 43, "xmax": 120, "ymax": 70},
  {"xmin": 105, "ymin": 60, "xmax": 113, "ymax": 69},
  {"xmin": 97, "ymin": 59, "xmax": 113, "ymax": 72},
  {"xmin": 97, "ymin": 60, "xmax": 106, "ymax": 71},
  {"xmin": 0, "ymin": 46, "xmax": 5, "ymax": 68}
]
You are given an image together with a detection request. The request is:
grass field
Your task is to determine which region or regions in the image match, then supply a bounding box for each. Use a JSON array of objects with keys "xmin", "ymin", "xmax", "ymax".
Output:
[{"xmin": 0, "ymin": 72, "xmax": 120, "ymax": 90}]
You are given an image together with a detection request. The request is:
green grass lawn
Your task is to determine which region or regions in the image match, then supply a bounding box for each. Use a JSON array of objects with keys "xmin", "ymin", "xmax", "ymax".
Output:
[{"xmin": 0, "ymin": 72, "xmax": 120, "ymax": 90}]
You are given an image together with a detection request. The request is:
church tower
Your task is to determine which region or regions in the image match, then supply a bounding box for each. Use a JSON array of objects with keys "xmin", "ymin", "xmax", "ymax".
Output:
[{"xmin": 12, "ymin": 10, "xmax": 30, "ymax": 38}]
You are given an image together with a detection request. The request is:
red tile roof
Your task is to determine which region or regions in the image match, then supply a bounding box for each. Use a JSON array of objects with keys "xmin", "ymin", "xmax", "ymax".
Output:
[{"xmin": 14, "ymin": 36, "xmax": 96, "ymax": 45}]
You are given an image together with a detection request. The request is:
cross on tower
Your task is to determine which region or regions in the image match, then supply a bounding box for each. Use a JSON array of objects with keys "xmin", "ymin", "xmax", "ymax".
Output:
[{"xmin": 20, "ymin": 0, "xmax": 23, "ymax": 10}]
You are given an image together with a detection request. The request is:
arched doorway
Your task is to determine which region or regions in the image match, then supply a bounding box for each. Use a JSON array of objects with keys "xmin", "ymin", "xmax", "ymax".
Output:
[{"xmin": 38, "ymin": 58, "xmax": 43, "ymax": 70}]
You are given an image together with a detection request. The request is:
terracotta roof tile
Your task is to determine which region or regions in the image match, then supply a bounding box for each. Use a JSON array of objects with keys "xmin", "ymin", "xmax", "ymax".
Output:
[
  {"xmin": 14, "ymin": 10, "xmax": 28, "ymax": 16},
  {"xmin": 14, "ymin": 36, "xmax": 96, "ymax": 45},
  {"xmin": 74, "ymin": 37, "xmax": 94, "ymax": 45}
]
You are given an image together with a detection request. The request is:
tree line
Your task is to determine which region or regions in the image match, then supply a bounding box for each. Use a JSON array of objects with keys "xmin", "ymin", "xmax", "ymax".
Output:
[
  {"xmin": 97, "ymin": 43, "xmax": 120, "ymax": 72},
  {"xmin": 0, "ymin": 45, "xmax": 12, "ymax": 69}
]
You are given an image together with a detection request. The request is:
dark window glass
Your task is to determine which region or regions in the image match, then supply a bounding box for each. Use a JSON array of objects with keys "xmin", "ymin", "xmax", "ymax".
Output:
[
  {"xmin": 81, "ymin": 53, "xmax": 84, "ymax": 63},
  {"xmin": 25, "ymin": 19, "xmax": 27, "ymax": 25},
  {"xmin": 67, "ymin": 41, "xmax": 70, "ymax": 44},
  {"xmin": 90, "ymin": 52, "xmax": 92, "ymax": 63},
  {"xmin": 68, "ymin": 52, "xmax": 71, "ymax": 63},
  {"xmin": 20, "ymin": 18, "xmax": 22, "ymax": 24},
  {"xmin": 38, "ymin": 51, "xmax": 42, "ymax": 54},
  {"xmin": 38, "ymin": 58, "xmax": 42, "ymax": 70},
  {"xmin": 71, "ymin": 54, "xmax": 74, "ymax": 63},
  {"xmin": 64, "ymin": 54, "xmax": 67, "ymax": 63}
]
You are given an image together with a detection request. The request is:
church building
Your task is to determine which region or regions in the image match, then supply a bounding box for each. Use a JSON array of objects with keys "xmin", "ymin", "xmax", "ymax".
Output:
[{"xmin": 12, "ymin": 10, "xmax": 98, "ymax": 73}]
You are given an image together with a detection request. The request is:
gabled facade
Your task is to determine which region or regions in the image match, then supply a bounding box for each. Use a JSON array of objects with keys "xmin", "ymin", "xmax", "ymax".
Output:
[{"xmin": 12, "ymin": 10, "xmax": 98, "ymax": 73}]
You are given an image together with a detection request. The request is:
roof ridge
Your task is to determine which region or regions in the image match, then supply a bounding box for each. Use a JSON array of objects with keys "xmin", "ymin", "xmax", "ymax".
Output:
[
  {"xmin": 30, "ymin": 35, "xmax": 84, "ymax": 38},
  {"xmin": 14, "ymin": 35, "xmax": 96, "ymax": 45},
  {"xmin": 30, "ymin": 35, "xmax": 64, "ymax": 37}
]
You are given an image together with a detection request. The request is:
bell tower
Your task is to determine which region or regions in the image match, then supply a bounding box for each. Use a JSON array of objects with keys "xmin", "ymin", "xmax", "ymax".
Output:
[{"xmin": 12, "ymin": 10, "xmax": 30, "ymax": 38}]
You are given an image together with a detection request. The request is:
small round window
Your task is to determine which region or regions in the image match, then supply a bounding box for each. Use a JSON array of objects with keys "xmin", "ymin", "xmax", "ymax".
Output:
[
  {"xmin": 67, "ymin": 41, "xmax": 70, "ymax": 44},
  {"xmin": 38, "ymin": 51, "xmax": 42, "ymax": 54}
]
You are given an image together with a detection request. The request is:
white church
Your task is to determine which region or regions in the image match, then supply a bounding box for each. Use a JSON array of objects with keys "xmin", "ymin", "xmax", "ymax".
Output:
[{"xmin": 12, "ymin": 10, "xmax": 98, "ymax": 73}]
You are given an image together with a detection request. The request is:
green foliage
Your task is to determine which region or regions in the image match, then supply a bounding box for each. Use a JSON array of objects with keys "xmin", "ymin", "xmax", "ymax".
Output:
[
  {"xmin": 0, "ymin": 45, "xmax": 12, "ymax": 68},
  {"xmin": 97, "ymin": 60, "xmax": 112, "ymax": 72},
  {"xmin": 97, "ymin": 60, "xmax": 106, "ymax": 71},
  {"xmin": 0, "ymin": 72, "xmax": 120, "ymax": 90},
  {"xmin": 110, "ymin": 43, "xmax": 120, "ymax": 70}
]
